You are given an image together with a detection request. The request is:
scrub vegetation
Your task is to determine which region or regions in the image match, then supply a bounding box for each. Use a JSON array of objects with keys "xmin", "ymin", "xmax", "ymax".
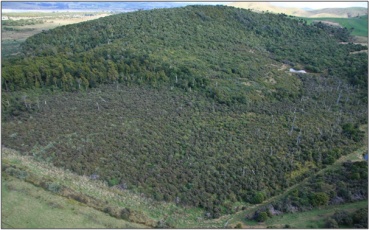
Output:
[
  {"xmin": 1, "ymin": 5, "xmax": 368, "ymax": 228},
  {"xmin": 301, "ymin": 15, "xmax": 368, "ymax": 37}
]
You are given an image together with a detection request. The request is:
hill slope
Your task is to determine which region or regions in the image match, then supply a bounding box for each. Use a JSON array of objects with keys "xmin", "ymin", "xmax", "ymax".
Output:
[
  {"xmin": 302, "ymin": 15, "xmax": 368, "ymax": 37},
  {"xmin": 228, "ymin": 3, "xmax": 368, "ymax": 18},
  {"xmin": 307, "ymin": 7, "xmax": 368, "ymax": 18},
  {"xmin": 227, "ymin": 2, "xmax": 307, "ymax": 16},
  {"xmin": 2, "ymin": 5, "xmax": 368, "ymax": 220}
]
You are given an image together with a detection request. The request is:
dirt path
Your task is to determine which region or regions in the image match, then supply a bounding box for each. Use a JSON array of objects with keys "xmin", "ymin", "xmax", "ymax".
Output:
[{"xmin": 313, "ymin": 20, "xmax": 342, "ymax": 27}]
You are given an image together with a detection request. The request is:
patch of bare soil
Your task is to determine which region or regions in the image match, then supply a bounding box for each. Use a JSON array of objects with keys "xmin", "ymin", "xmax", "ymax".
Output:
[
  {"xmin": 278, "ymin": 64, "xmax": 289, "ymax": 71},
  {"xmin": 350, "ymin": 50, "xmax": 368, "ymax": 55},
  {"xmin": 339, "ymin": 36, "xmax": 368, "ymax": 54},
  {"xmin": 264, "ymin": 77, "xmax": 277, "ymax": 84},
  {"xmin": 352, "ymin": 36, "xmax": 368, "ymax": 47}
]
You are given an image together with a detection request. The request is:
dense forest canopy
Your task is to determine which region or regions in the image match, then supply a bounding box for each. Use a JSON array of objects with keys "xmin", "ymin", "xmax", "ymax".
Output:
[
  {"xmin": 2, "ymin": 5, "xmax": 367, "ymax": 95},
  {"xmin": 2, "ymin": 5, "xmax": 368, "ymax": 218}
]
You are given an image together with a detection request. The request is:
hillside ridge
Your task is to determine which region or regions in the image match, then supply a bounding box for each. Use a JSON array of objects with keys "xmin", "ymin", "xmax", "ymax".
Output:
[{"xmin": 228, "ymin": 2, "xmax": 367, "ymax": 18}]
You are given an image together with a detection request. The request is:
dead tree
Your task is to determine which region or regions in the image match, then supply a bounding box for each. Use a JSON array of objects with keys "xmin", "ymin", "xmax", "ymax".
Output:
[
  {"xmin": 288, "ymin": 108, "xmax": 297, "ymax": 136},
  {"xmin": 336, "ymin": 90, "xmax": 342, "ymax": 105}
]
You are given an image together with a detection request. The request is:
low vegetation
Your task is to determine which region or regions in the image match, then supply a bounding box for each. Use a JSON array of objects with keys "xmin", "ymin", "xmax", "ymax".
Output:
[
  {"xmin": 2, "ymin": 177, "xmax": 147, "ymax": 228},
  {"xmin": 2, "ymin": 19, "xmax": 45, "ymax": 26},
  {"xmin": 246, "ymin": 160, "xmax": 368, "ymax": 220}
]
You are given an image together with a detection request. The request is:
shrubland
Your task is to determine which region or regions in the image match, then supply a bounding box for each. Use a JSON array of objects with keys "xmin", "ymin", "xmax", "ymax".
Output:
[{"xmin": 1, "ymin": 5, "xmax": 368, "ymax": 220}]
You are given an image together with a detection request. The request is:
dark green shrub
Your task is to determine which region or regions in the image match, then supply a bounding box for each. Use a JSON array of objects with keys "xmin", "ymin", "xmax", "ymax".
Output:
[
  {"xmin": 120, "ymin": 208, "xmax": 131, "ymax": 220},
  {"xmin": 350, "ymin": 172, "xmax": 361, "ymax": 180},
  {"xmin": 251, "ymin": 192, "xmax": 265, "ymax": 204},
  {"xmin": 235, "ymin": 223, "xmax": 243, "ymax": 228},
  {"xmin": 333, "ymin": 210, "xmax": 353, "ymax": 226},
  {"xmin": 352, "ymin": 208, "xmax": 368, "ymax": 228},
  {"xmin": 108, "ymin": 178, "xmax": 120, "ymax": 187},
  {"xmin": 310, "ymin": 192, "xmax": 329, "ymax": 207},
  {"xmin": 5, "ymin": 167, "xmax": 28, "ymax": 180},
  {"xmin": 325, "ymin": 218, "xmax": 339, "ymax": 228},
  {"xmin": 257, "ymin": 212, "xmax": 268, "ymax": 222},
  {"xmin": 342, "ymin": 123, "xmax": 365, "ymax": 142},
  {"xmin": 47, "ymin": 182, "xmax": 61, "ymax": 193},
  {"xmin": 103, "ymin": 206, "xmax": 112, "ymax": 214}
]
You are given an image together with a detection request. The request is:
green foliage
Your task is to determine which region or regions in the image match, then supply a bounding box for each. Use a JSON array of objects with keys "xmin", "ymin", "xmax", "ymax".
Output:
[
  {"xmin": 310, "ymin": 192, "xmax": 329, "ymax": 207},
  {"xmin": 1, "ymin": 5, "xmax": 368, "ymax": 219},
  {"xmin": 4, "ymin": 167, "xmax": 28, "ymax": 180},
  {"xmin": 352, "ymin": 208, "xmax": 368, "ymax": 228},
  {"xmin": 252, "ymin": 160, "xmax": 367, "ymax": 216},
  {"xmin": 2, "ymin": 26, "xmax": 35, "ymax": 32},
  {"xmin": 333, "ymin": 210, "xmax": 353, "ymax": 226},
  {"xmin": 235, "ymin": 222, "xmax": 243, "ymax": 228},
  {"xmin": 120, "ymin": 208, "xmax": 131, "ymax": 220},
  {"xmin": 311, "ymin": 21, "xmax": 353, "ymax": 42},
  {"xmin": 2, "ymin": 19, "xmax": 45, "ymax": 26},
  {"xmin": 257, "ymin": 212, "xmax": 269, "ymax": 222},
  {"xmin": 108, "ymin": 178, "xmax": 120, "ymax": 187},
  {"xmin": 301, "ymin": 15, "xmax": 368, "ymax": 37},
  {"xmin": 251, "ymin": 192, "xmax": 265, "ymax": 204},
  {"xmin": 342, "ymin": 123, "xmax": 365, "ymax": 142},
  {"xmin": 327, "ymin": 208, "xmax": 368, "ymax": 228},
  {"xmin": 325, "ymin": 218, "xmax": 339, "ymax": 228},
  {"xmin": 2, "ymin": 80, "xmax": 367, "ymax": 218},
  {"xmin": 47, "ymin": 182, "xmax": 61, "ymax": 193},
  {"xmin": 2, "ymin": 5, "xmax": 367, "ymax": 98}
]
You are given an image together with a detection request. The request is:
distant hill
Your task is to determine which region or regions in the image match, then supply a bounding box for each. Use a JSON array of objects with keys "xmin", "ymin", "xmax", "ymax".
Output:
[
  {"xmin": 228, "ymin": 2, "xmax": 368, "ymax": 18},
  {"xmin": 302, "ymin": 15, "xmax": 368, "ymax": 37},
  {"xmin": 228, "ymin": 2, "xmax": 307, "ymax": 15},
  {"xmin": 1, "ymin": 2, "xmax": 189, "ymax": 12},
  {"xmin": 306, "ymin": 7, "xmax": 368, "ymax": 18}
]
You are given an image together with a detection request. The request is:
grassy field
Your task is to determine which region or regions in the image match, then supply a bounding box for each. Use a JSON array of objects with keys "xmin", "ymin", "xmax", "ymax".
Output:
[
  {"xmin": 301, "ymin": 15, "xmax": 368, "ymax": 37},
  {"xmin": 1, "ymin": 177, "xmax": 147, "ymax": 229}
]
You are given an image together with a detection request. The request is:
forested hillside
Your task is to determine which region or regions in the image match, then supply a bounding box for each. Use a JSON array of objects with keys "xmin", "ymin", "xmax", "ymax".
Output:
[{"xmin": 2, "ymin": 5, "xmax": 368, "ymax": 220}]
